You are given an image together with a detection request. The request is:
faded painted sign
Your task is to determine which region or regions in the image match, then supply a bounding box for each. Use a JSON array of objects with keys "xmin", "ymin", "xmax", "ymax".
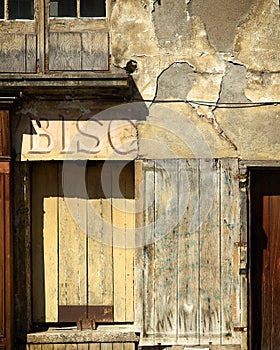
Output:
[{"xmin": 14, "ymin": 114, "xmax": 138, "ymax": 161}]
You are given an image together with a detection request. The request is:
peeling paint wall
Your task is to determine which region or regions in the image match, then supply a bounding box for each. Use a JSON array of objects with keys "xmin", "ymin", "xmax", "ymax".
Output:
[{"xmin": 110, "ymin": 0, "xmax": 280, "ymax": 161}]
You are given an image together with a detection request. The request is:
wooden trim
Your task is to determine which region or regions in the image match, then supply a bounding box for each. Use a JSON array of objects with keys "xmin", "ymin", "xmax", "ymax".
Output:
[
  {"xmin": 0, "ymin": 162, "xmax": 12, "ymax": 349},
  {"xmin": 0, "ymin": 111, "xmax": 10, "ymax": 158},
  {"xmin": 4, "ymin": 164, "xmax": 12, "ymax": 349}
]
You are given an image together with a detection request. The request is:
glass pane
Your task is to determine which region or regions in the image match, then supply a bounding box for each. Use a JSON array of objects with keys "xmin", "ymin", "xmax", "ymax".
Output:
[
  {"xmin": 81, "ymin": 0, "xmax": 106, "ymax": 17},
  {"xmin": 9, "ymin": 0, "xmax": 34, "ymax": 19},
  {"xmin": 0, "ymin": 0, "xmax": 4, "ymax": 19},
  {"xmin": 50, "ymin": 0, "xmax": 76, "ymax": 17}
]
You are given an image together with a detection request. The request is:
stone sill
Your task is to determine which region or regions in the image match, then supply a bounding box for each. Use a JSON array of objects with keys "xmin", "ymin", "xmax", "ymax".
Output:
[{"xmin": 27, "ymin": 327, "xmax": 140, "ymax": 344}]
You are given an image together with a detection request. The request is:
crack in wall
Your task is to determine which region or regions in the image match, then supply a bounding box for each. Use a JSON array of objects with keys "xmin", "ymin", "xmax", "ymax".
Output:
[
  {"xmin": 193, "ymin": 105, "xmax": 238, "ymax": 150},
  {"xmin": 151, "ymin": 61, "xmax": 238, "ymax": 150}
]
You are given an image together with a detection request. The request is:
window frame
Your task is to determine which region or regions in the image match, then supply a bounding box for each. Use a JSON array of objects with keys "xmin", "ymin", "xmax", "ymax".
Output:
[
  {"xmin": 49, "ymin": 0, "xmax": 107, "ymax": 19},
  {"xmin": 0, "ymin": 0, "xmax": 35, "ymax": 20}
]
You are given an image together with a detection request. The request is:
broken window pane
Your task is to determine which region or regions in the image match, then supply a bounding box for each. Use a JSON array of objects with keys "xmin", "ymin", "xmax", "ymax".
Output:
[
  {"xmin": 80, "ymin": 0, "xmax": 106, "ymax": 17},
  {"xmin": 0, "ymin": 0, "xmax": 4, "ymax": 19},
  {"xmin": 9, "ymin": 0, "xmax": 34, "ymax": 19},
  {"xmin": 50, "ymin": 0, "xmax": 76, "ymax": 17}
]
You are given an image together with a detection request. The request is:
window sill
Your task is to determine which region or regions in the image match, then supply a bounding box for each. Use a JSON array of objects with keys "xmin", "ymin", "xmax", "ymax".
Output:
[{"xmin": 27, "ymin": 326, "xmax": 140, "ymax": 344}]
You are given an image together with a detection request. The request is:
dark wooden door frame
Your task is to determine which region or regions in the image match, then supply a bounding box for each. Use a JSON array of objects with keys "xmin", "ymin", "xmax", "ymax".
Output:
[
  {"xmin": 248, "ymin": 167, "xmax": 280, "ymax": 350},
  {"xmin": 0, "ymin": 110, "xmax": 12, "ymax": 350}
]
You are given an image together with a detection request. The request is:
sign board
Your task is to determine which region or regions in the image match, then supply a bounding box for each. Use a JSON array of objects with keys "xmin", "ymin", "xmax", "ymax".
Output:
[{"xmin": 13, "ymin": 115, "xmax": 138, "ymax": 161}]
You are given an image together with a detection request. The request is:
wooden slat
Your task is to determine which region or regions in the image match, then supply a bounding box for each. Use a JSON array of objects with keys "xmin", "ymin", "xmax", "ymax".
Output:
[
  {"xmin": 100, "ymin": 344, "xmax": 112, "ymax": 350},
  {"xmin": 142, "ymin": 160, "xmax": 155, "ymax": 337},
  {"xmin": 0, "ymin": 173, "xmax": 5, "ymax": 336},
  {"xmin": 32, "ymin": 163, "xmax": 58, "ymax": 322},
  {"xmin": 59, "ymin": 163, "xmax": 87, "ymax": 307},
  {"xmin": 88, "ymin": 344, "xmax": 100, "ymax": 350},
  {"xmin": 112, "ymin": 163, "xmax": 127, "ymax": 322},
  {"xmin": 81, "ymin": 32, "xmax": 109, "ymax": 71},
  {"xmin": 54, "ymin": 345, "xmax": 66, "ymax": 350},
  {"xmin": 25, "ymin": 34, "xmax": 37, "ymax": 73},
  {"xmin": 43, "ymin": 165, "xmax": 59, "ymax": 322},
  {"xmin": 42, "ymin": 345, "xmax": 53, "ymax": 350},
  {"xmin": 220, "ymin": 159, "xmax": 241, "ymax": 345},
  {"xmin": 112, "ymin": 162, "xmax": 135, "ymax": 322},
  {"xmin": 77, "ymin": 344, "xmax": 89, "ymax": 350},
  {"xmin": 123, "ymin": 344, "xmax": 134, "ymax": 350},
  {"xmin": 199, "ymin": 159, "xmax": 221, "ymax": 344},
  {"xmin": 87, "ymin": 163, "xmax": 113, "ymax": 306},
  {"xmin": 154, "ymin": 160, "xmax": 178, "ymax": 339},
  {"xmin": 13, "ymin": 163, "xmax": 31, "ymax": 339},
  {"xmin": 177, "ymin": 159, "xmax": 199, "ymax": 342},
  {"xmin": 134, "ymin": 160, "xmax": 143, "ymax": 329},
  {"xmin": 65, "ymin": 345, "xmax": 77, "ymax": 350},
  {"xmin": 49, "ymin": 33, "xmax": 82, "ymax": 71},
  {"xmin": 112, "ymin": 344, "xmax": 123, "ymax": 350},
  {"xmin": 123, "ymin": 163, "xmax": 134, "ymax": 321}
]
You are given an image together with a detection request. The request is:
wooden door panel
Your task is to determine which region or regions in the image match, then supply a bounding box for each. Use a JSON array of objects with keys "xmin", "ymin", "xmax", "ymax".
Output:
[{"xmin": 262, "ymin": 195, "xmax": 280, "ymax": 349}]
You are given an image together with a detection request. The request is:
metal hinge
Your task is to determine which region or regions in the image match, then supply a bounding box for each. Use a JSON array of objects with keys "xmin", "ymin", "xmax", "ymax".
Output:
[
  {"xmin": 234, "ymin": 241, "xmax": 247, "ymax": 247},
  {"xmin": 234, "ymin": 326, "xmax": 247, "ymax": 332}
]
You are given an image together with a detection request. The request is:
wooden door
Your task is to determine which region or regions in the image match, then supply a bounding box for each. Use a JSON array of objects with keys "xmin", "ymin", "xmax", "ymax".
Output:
[
  {"xmin": 32, "ymin": 161, "xmax": 134, "ymax": 324},
  {"xmin": 250, "ymin": 169, "xmax": 280, "ymax": 350},
  {"xmin": 262, "ymin": 195, "xmax": 280, "ymax": 349}
]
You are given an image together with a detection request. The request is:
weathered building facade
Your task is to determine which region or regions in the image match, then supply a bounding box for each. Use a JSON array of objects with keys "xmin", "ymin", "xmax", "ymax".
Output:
[{"xmin": 0, "ymin": 0, "xmax": 279, "ymax": 349}]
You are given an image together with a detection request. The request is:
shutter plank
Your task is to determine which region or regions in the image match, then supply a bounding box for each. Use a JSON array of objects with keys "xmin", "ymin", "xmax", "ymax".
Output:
[
  {"xmin": 112, "ymin": 163, "xmax": 126, "ymax": 322},
  {"xmin": 32, "ymin": 163, "xmax": 58, "ymax": 322},
  {"xmin": 44, "ymin": 189, "xmax": 59, "ymax": 322},
  {"xmin": 87, "ymin": 163, "xmax": 113, "ymax": 306},
  {"xmin": 59, "ymin": 163, "xmax": 87, "ymax": 309},
  {"xmin": 177, "ymin": 159, "xmax": 199, "ymax": 342},
  {"xmin": 154, "ymin": 160, "xmax": 178, "ymax": 339},
  {"xmin": 199, "ymin": 159, "xmax": 221, "ymax": 344},
  {"xmin": 142, "ymin": 160, "xmax": 155, "ymax": 337},
  {"xmin": 220, "ymin": 159, "xmax": 241, "ymax": 345}
]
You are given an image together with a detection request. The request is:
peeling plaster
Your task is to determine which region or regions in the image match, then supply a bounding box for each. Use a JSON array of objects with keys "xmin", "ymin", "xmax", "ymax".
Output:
[
  {"xmin": 218, "ymin": 62, "xmax": 251, "ymax": 103},
  {"xmin": 233, "ymin": 0, "xmax": 280, "ymax": 71},
  {"xmin": 154, "ymin": 62, "xmax": 195, "ymax": 101},
  {"xmin": 188, "ymin": 0, "xmax": 257, "ymax": 52}
]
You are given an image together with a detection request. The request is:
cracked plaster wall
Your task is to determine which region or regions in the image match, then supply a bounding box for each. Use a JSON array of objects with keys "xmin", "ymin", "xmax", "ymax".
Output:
[{"xmin": 111, "ymin": 0, "xmax": 280, "ymax": 160}]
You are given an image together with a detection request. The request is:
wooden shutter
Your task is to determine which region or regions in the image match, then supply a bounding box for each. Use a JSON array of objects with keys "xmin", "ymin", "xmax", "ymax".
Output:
[
  {"xmin": 46, "ymin": 1, "xmax": 110, "ymax": 71},
  {"xmin": 139, "ymin": 159, "xmax": 242, "ymax": 345}
]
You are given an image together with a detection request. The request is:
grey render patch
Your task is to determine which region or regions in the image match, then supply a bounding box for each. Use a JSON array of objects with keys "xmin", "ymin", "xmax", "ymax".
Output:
[
  {"xmin": 152, "ymin": 0, "xmax": 192, "ymax": 49},
  {"xmin": 218, "ymin": 62, "xmax": 251, "ymax": 103},
  {"xmin": 188, "ymin": 0, "xmax": 257, "ymax": 51},
  {"xmin": 154, "ymin": 62, "xmax": 195, "ymax": 101}
]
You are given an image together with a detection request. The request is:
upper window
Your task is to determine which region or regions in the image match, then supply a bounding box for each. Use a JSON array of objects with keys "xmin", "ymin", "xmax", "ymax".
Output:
[
  {"xmin": 0, "ymin": 0, "xmax": 34, "ymax": 19},
  {"xmin": 50, "ymin": 0, "xmax": 106, "ymax": 17}
]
